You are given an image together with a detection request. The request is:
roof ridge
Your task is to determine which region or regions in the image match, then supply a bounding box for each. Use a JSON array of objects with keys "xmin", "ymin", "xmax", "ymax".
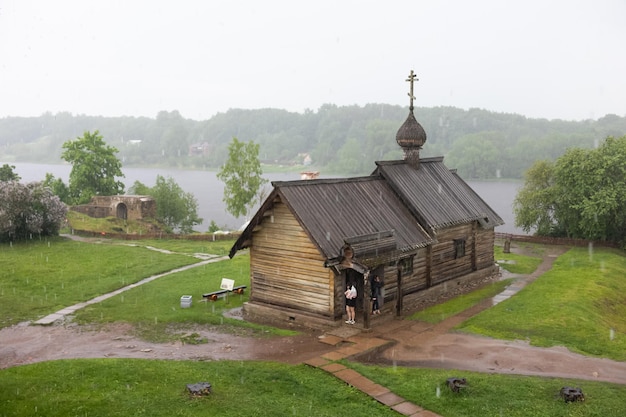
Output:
[{"xmin": 272, "ymin": 175, "xmax": 379, "ymax": 187}]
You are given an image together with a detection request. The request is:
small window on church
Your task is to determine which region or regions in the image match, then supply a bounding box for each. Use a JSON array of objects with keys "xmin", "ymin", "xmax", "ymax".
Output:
[
  {"xmin": 398, "ymin": 257, "xmax": 413, "ymax": 276},
  {"xmin": 454, "ymin": 239, "xmax": 466, "ymax": 259}
]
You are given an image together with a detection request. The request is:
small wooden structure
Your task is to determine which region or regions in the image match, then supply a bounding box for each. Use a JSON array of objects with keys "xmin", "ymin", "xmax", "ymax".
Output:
[{"xmin": 229, "ymin": 71, "xmax": 504, "ymax": 329}]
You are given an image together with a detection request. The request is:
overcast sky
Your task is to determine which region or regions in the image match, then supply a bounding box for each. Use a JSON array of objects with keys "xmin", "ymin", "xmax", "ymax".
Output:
[{"xmin": 1, "ymin": 0, "xmax": 625, "ymax": 121}]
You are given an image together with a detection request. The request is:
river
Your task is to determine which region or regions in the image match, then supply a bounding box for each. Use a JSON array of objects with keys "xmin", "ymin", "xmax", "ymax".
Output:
[{"xmin": 5, "ymin": 162, "xmax": 525, "ymax": 234}]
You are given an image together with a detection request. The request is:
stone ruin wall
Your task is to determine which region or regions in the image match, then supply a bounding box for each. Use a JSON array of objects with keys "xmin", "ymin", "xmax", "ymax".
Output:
[{"xmin": 70, "ymin": 195, "xmax": 156, "ymax": 221}]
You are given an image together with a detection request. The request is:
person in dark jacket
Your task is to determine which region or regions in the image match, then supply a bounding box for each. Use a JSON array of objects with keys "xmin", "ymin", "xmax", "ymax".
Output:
[{"xmin": 371, "ymin": 275, "xmax": 383, "ymax": 315}]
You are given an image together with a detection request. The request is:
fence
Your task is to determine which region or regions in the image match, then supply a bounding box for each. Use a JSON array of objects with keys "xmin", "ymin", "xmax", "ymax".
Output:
[
  {"xmin": 495, "ymin": 232, "xmax": 620, "ymax": 249},
  {"xmin": 69, "ymin": 229, "xmax": 241, "ymax": 242}
]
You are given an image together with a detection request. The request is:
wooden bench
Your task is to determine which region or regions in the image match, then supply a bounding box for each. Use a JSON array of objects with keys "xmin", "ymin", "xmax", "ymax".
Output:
[
  {"xmin": 202, "ymin": 285, "xmax": 247, "ymax": 301},
  {"xmin": 202, "ymin": 289, "xmax": 229, "ymax": 301}
]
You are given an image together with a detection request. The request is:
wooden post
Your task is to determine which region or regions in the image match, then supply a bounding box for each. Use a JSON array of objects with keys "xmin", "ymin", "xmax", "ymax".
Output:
[
  {"xmin": 396, "ymin": 265, "xmax": 403, "ymax": 317},
  {"xmin": 504, "ymin": 236, "xmax": 511, "ymax": 253},
  {"xmin": 363, "ymin": 272, "xmax": 371, "ymax": 330}
]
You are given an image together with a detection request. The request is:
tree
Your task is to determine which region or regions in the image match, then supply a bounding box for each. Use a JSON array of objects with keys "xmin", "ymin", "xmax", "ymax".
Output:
[
  {"xmin": 514, "ymin": 135, "xmax": 626, "ymax": 244},
  {"xmin": 446, "ymin": 133, "xmax": 500, "ymax": 179},
  {"xmin": 553, "ymin": 136, "xmax": 626, "ymax": 242},
  {"xmin": 0, "ymin": 164, "xmax": 20, "ymax": 181},
  {"xmin": 61, "ymin": 130, "xmax": 125, "ymax": 205},
  {"xmin": 129, "ymin": 176, "xmax": 202, "ymax": 234},
  {"xmin": 42, "ymin": 173, "xmax": 70, "ymax": 204},
  {"xmin": 217, "ymin": 138, "xmax": 268, "ymax": 219},
  {"xmin": 0, "ymin": 181, "xmax": 67, "ymax": 241},
  {"xmin": 513, "ymin": 160, "xmax": 557, "ymax": 235}
]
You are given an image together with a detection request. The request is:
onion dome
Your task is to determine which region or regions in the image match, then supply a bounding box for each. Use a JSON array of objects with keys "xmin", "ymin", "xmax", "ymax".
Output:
[
  {"xmin": 396, "ymin": 109, "xmax": 427, "ymax": 150},
  {"xmin": 396, "ymin": 70, "xmax": 426, "ymax": 168}
]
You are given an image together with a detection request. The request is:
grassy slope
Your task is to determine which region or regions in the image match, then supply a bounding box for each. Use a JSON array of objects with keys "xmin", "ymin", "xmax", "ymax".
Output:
[
  {"xmin": 0, "ymin": 237, "xmax": 198, "ymax": 328},
  {"xmin": 459, "ymin": 247, "xmax": 626, "ymax": 360},
  {"xmin": 0, "ymin": 359, "xmax": 398, "ymax": 417},
  {"xmin": 348, "ymin": 363, "xmax": 626, "ymax": 417}
]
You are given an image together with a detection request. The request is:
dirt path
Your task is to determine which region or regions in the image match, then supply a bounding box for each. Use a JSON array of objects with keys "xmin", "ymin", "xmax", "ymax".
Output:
[
  {"xmin": 0, "ymin": 322, "xmax": 336, "ymax": 369},
  {"xmin": 368, "ymin": 244, "xmax": 626, "ymax": 385}
]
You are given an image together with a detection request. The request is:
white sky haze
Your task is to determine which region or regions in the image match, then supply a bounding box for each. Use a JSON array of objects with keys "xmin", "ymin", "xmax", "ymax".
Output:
[{"xmin": 1, "ymin": 0, "xmax": 625, "ymax": 121}]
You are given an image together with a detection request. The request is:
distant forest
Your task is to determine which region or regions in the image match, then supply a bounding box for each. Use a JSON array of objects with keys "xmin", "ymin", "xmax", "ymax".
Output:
[{"xmin": 1, "ymin": 105, "xmax": 625, "ymax": 179}]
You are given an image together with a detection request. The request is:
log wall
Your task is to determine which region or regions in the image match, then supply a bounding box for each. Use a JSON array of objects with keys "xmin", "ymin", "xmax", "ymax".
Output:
[
  {"xmin": 378, "ymin": 247, "xmax": 427, "ymax": 306},
  {"xmin": 430, "ymin": 223, "xmax": 476, "ymax": 285},
  {"xmin": 379, "ymin": 223, "xmax": 497, "ymax": 306},
  {"xmin": 249, "ymin": 201, "xmax": 334, "ymax": 317},
  {"xmin": 475, "ymin": 227, "xmax": 497, "ymax": 270}
]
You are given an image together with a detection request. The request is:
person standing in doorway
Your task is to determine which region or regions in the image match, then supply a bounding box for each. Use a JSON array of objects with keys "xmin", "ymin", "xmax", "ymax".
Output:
[
  {"xmin": 371, "ymin": 275, "xmax": 383, "ymax": 315},
  {"xmin": 345, "ymin": 282, "xmax": 357, "ymax": 324}
]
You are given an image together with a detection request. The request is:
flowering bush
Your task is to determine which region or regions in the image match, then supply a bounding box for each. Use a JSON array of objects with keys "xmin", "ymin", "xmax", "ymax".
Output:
[{"xmin": 0, "ymin": 181, "xmax": 68, "ymax": 241}]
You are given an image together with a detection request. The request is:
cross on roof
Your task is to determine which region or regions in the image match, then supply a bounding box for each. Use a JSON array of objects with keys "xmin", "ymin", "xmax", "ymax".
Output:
[{"xmin": 406, "ymin": 70, "xmax": 418, "ymax": 110}]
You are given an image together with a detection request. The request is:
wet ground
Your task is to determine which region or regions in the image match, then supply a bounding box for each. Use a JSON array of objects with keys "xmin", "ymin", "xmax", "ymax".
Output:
[{"xmin": 1, "ymin": 243, "xmax": 625, "ymax": 386}]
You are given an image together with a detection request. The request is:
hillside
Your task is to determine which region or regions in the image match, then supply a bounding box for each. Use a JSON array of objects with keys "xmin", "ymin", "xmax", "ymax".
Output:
[{"xmin": 1, "ymin": 106, "xmax": 625, "ymax": 179}]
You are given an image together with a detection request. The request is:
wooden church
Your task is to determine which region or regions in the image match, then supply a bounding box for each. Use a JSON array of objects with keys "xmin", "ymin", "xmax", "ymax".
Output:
[{"xmin": 229, "ymin": 71, "xmax": 504, "ymax": 329}]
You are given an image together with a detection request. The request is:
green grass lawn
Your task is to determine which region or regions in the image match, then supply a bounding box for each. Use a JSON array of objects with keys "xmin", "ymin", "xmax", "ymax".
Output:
[
  {"xmin": 347, "ymin": 362, "xmax": 626, "ymax": 417},
  {"xmin": 408, "ymin": 279, "xmax": 512, "ymax": 323},
  {"xmin": 0, "ymin": 359, "xmax": 399, "ymax": 417},
  {"xmin": 459, "ymin": 247, "xmax": 626, "ymax": 361},
  {"xmin": 73, "ymin": 253, "xmax": 295, "ymax": 340},
  {"xmin": 129, "ymin": 238, "xmax": 237, "ymax": 257},
  {"xmin": 494, "ymin": 243, "xmax": 543, "ymax": 274},
  {"xmin": 2, "ymin": 358, "xmax": 624, "ymax": 417},
  {"xmin": 0, "ymin": 237, "xmax": 200, "ymax": 329}
]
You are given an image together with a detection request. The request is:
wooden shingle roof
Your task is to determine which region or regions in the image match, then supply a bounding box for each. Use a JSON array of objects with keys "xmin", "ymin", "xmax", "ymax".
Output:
[
  {"xmin": 229, "ymin": 176, "xmax": 434, "ymax": 260},
  {"xmin": 374, "ymin": 157, "xmax": 504, "ymax": 231}
]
